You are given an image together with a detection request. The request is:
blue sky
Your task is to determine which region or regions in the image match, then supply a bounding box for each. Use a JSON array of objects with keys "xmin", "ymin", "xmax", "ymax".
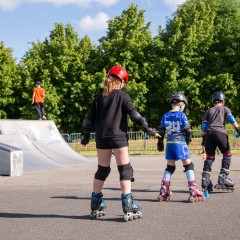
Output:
[{"xmin": 0, "ymin": 0, "xmax": 186, "ymax": 62}]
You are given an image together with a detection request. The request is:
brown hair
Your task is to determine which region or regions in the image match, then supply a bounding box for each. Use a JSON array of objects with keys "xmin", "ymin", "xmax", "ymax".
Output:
[{"xmin": 103, "ymin": 75, "xmax": 122, "ymax": 96}]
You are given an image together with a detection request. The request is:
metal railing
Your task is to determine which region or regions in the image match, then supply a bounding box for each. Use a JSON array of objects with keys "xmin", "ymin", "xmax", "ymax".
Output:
[{"xmin": 62, "ymin": 129, "xmax": 239, "ymax": 155}]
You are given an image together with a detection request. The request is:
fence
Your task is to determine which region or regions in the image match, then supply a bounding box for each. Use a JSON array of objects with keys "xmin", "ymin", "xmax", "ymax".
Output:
[{"xmin": 61, "ymin": 129, "xmax": 240, "ymax": 156}]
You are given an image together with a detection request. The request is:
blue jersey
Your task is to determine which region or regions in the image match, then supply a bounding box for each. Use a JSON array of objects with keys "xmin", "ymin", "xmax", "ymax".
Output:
[
  {"xmin": 160, "ymin": 110, "xmax": 190, "ymax": 142},
  {"xmin": 160, "ymin": 110, "xmax": 190, "ymax": 160}
]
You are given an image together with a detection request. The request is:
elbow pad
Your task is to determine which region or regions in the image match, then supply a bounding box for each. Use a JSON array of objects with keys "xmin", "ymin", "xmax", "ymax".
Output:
[
  {"xmin": 227, "ymin": 115, "xmax": 236, "ymax": 124},
  {"xmin": 130, "ymin": 111, "xmax": 144, "ymax": 125},
  {"xmin": 201, "ymin": 122, "xmax": 208, "ymax": 131},
  {"xmin": 82, "ymin": 118, "xmax": 93, "ymax": 132},
  {"xmin": 184, "ymin": 126, "xmax": 192, "ymax": 145}
]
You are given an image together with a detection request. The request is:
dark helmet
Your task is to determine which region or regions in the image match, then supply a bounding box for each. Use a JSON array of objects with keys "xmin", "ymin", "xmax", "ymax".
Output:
[
  {"xmin": 212, "ymin": 91, "xmax": 226, "ymax": 103},
  {"xmin": 108, "ymin": 66, "xmax": 129, "ymax": 85},
  {"xmin": 170, "ymin": 92, "xmax": 188, "ymax": 106}
]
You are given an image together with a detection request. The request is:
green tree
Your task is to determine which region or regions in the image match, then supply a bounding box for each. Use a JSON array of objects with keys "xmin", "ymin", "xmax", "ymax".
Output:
[
  {"xmin": 152, "ymin": 0, "xmax": 240, "ymax": 126},
  {"xmin": 19, "ymin": 24, "xmax": 102, "ymax": 132},
  {"xmin": 0, "ymin": 42, "xmax": 20, "ymax": 118},
  {"xmin": 98, "ymin": 4, "xmax": 154, "ymax": 128},
  {"xmin": 200, "ymin": 0, "xmax": 240, "ymax": 115}
]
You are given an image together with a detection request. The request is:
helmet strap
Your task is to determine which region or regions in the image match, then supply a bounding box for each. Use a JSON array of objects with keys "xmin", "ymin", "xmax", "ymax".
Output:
[
  {"xmin": 120, "ymin": 81, "xmax": 125, "ymax": 89},
  {"xmin": 179, "ymin": 102, "xmax": 185, "ymax": 112}
]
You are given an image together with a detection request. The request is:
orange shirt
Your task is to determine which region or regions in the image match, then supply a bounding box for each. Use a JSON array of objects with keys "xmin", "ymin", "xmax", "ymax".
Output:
[{"xmin": 33, "ymin": 87, "xmax": 45, "ymax": 103}]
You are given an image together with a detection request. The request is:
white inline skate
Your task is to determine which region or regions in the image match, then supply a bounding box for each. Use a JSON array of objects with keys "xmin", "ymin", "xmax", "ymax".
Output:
[
  {"xmin": 121, "ymin": 193, "xmax": 142, "ymax": 222},
  {"xmin": 90, "ymin": 192, "xmax": 106, "ymax": 219}
]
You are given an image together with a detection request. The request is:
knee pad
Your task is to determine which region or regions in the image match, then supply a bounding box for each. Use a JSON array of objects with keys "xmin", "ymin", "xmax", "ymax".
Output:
[
  {"xmin": 165, "ymin": 164, "xmax": 176, "ymax": 175},
  {"xmin": 223, "ymin": 151, "xmax": 232, "ymax": 157},
  {"xmin": 118, "ymin": 163, "xmax": 134, "ymax": 181},
  {"xmin": 95, "ymin": 165, "xmax": 111, "ymax": 181},
  {"xmin": 184, "ymin": 162, "xmax": 194, "ymax": 172}
]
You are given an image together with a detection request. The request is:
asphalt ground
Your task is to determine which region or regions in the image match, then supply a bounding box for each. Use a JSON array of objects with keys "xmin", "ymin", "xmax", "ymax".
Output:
[{"xmin": 0, "ymin": 154, "xmax": 240, "ymax": 240}]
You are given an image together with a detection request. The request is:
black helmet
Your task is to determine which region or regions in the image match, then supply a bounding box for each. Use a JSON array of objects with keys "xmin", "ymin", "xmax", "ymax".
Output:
[
  {"xmin": 170, "ymin": 92, "xmax": 188, "ymax": 106},
  {"xmin": 212, "ymin": 91, "xmax": 226, "ymax": 103}
]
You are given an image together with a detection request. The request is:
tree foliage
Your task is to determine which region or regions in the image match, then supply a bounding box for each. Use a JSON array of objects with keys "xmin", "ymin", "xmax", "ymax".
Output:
[
  {"xmin": 19, "ymin": 24, "xmax": 103, "ymax": 132},
  {"xmin": 0, "ymin": 42, "xmax": 20, "ymax": 118},
  {"xmin": 98, "ymin": 4, "xmax": 153, "ymax": 120},
  {"xmin": 1, "ymin": 1, "xmax": 240, "ymax": 131}
]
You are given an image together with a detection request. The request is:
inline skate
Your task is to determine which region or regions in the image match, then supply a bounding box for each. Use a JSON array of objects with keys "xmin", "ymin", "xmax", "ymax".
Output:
[
  {"xmin": 90, "ymin": 192, "xmax": 106, "ymax": 219},
  {"xmin": 158, "ymin": 180, "xmax": 172, "ymax": 201},
  {"xmin": 202, "ymin": 171, "xmax": 214, "ymax": 193},
  {"xmin": 188, "ymin": 180, "xmax": 205, "ymax": 202},
  {"xmin": 121, "ymin": 193, "xmax": 142, "ymax": 222},
  {"xmin": 214, "ymin": 170, "xmax": 235, "ymax": 192}
]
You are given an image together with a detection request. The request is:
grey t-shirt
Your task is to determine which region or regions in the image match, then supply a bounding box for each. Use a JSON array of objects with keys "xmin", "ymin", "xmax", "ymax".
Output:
[{"xmin": 202, "ymin": 106, "xmax": 232, "ymax": 134}]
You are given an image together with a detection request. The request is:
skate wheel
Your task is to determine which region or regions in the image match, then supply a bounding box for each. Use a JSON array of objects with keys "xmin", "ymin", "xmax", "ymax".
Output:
[
  {"xmin": 133, "ymin": 214, "xmax": 138, "ymax": 220},
  {"xmin": 157, "ymin": 197, "xmax": 163, "ymax": 202},
  {"xmin": 123, "ymin": 214, "xmax": 129, "ymax": 222},
  {"xmin": 90, "ymin": 213, "xmax": 97, "ymax": 219}
]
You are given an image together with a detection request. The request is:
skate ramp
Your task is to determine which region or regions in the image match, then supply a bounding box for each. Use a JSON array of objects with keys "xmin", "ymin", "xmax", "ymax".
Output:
[{"xmin": 0, "ymin": 120, "xmax": 90, "ymax": 172}]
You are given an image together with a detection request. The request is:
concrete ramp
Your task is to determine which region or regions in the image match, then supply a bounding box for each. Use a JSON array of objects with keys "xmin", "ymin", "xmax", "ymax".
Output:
[{"xmin": 0, "ymin": 120, "xmax": 90, "ymax": 172}]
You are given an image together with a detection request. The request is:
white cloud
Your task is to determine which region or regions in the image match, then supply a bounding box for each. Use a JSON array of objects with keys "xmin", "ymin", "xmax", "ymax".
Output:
[
  {"xmin": 96, "ymin": 0, "xmax": 118, "ymax": 7},
  {"xmin": 0, "ymin": 0, "xmax": 22, "ymax": 10},
  {"xmin": 162, "ymin": 0, "xmax": 186, "ymax": 9},
  {"xmin": 78, "ymin": 12, "xmax": 109, "ymax": 31},
  {"xmin": 0, "ymin": 0, "xmax": 119, "ymax": 10}
]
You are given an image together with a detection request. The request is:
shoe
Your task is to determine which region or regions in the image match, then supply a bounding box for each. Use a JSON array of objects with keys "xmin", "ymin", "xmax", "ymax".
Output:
[{"xmin": 42, "ymin": 116, "xmax": 47, "ymax": 120}]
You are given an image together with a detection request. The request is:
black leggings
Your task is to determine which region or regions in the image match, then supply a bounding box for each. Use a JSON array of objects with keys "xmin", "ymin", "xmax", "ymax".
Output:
[
  {"xmin": 203, "ymin": 130, "xmax": 231, "ymax": 172},
  {"xmin": 205, "ymin": 130, "xmax": 230, "ymax": 156},
  {"xmin": 35, "ymin": 102, "xmax": 45, "ymax": 118}
]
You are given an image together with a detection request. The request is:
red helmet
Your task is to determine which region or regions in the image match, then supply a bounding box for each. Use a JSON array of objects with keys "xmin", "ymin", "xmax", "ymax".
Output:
[{"xmin": 108, "ymin": 66, "xmax": 129, "ymax": 84}]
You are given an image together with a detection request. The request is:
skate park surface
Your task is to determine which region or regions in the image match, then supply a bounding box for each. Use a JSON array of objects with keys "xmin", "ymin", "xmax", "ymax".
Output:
[
  {"xmin": 0, "ymin": 120, "xmax": 90, "ymax": 172},
  {"xmin": 0, "ymin": 154, "xmax": 240, "ymax": 240}
]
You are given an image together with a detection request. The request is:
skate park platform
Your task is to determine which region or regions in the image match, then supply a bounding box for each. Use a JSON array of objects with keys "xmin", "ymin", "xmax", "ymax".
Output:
[
  {"xmin": 0, "ymin": 120, "xmax": 90, "ymax": 173},
  {"xmin": 0, "ymin": 154, "xmax": 239, "ymax": 240}
]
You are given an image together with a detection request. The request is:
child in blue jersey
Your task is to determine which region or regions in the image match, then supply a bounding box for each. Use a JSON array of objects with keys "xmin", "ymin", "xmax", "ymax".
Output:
[{"xmin": 157, "ymin": 92, "xmax": 204, "ymax": 202}]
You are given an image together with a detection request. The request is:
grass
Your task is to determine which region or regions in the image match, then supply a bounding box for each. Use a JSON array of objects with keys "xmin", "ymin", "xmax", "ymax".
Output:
[{"xmin": 69, "ymin": 136, "xmax": 240, "ymax": 156}]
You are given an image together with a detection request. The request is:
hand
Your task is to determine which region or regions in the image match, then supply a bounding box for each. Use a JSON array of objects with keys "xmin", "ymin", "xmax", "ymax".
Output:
[
  {"xmin": 236, "ymin": 127, "xmax": 240, "ymax": 135},
  {"xmin": 81, "ymin": 132, "xmax": 90, "ymax": 146},
  {"xmin": 155, "ymin": 132, "xmax": 160, "ymax": 138},
  {"xmin": 146, "ymin": 127, "xmax": 157, "ymax": 136}
]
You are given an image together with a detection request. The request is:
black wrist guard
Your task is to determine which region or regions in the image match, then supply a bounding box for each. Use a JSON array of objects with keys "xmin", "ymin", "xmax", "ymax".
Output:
[
  {"xmin": 184, "ymin": 126, "xmax": 192, "ymax": 145},
  {"xmin": 157, "ymin": 137, "xmax": 164, "ymax": 151},
  {"xmin": 81, "ymin": 132, "xmax": 90, "ymax": 145}
]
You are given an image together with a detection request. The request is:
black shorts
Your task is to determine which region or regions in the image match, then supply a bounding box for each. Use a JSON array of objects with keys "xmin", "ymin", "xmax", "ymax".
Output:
[
  {"xmin": 205, "ymin": 130, "xmax": 230, "ymax": 155},
  {"xmin": 96, "ymin": 139, "xmax": 128, "ymax": 149}
]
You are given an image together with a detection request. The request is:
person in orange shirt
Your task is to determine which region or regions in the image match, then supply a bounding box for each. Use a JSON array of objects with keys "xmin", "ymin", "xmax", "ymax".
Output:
[{"xmin": 32, "ymin": 81, "xmax": 47, "ymax": 120}]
